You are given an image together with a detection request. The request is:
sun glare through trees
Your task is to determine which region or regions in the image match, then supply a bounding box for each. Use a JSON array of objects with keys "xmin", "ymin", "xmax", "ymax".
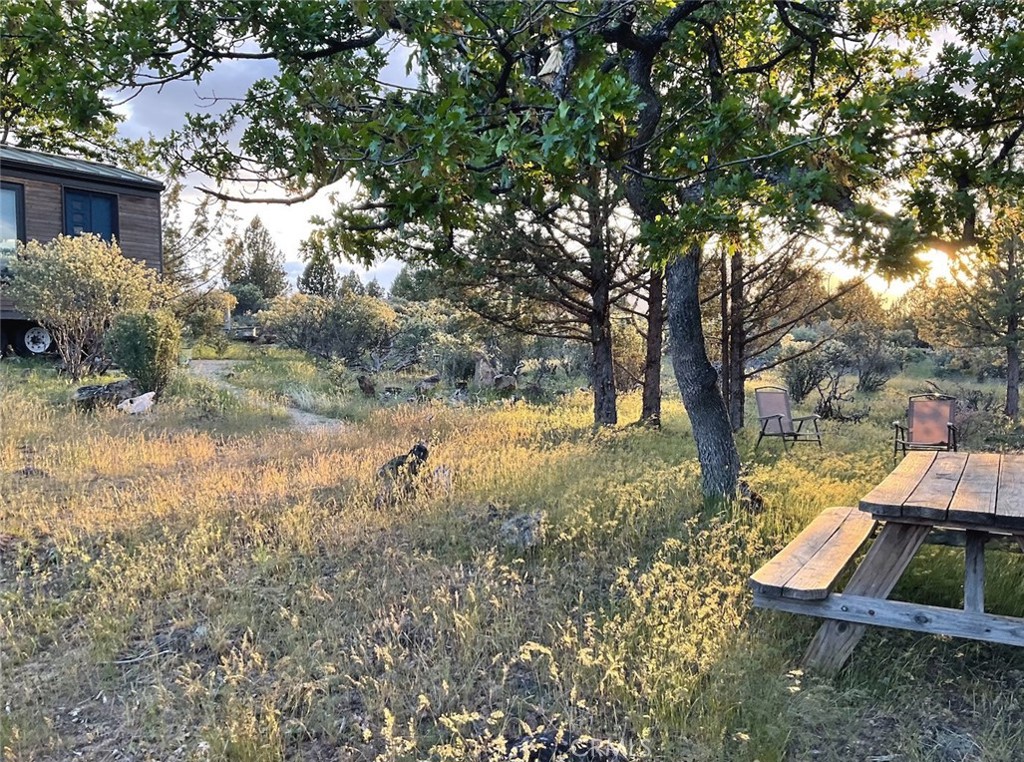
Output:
[{"xmin": 2, "ymin": 2, "xmax": 1024, "ymax": 760}]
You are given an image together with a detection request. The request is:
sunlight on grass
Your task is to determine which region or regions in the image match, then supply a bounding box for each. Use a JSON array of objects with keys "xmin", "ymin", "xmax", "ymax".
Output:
[{"xmin": 1, "ymin": 358, "xmax": 1023, "ymax": 760}]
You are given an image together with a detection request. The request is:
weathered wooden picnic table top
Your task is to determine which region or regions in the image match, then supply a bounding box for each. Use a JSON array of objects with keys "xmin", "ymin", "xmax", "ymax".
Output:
[
  {"xmin": 859, "ymin": 451, "xmax": 1024, "ymax": 530},
  {"xmin": 753, "ymin": 450, "xmax": 1024, "ymax": 672}
]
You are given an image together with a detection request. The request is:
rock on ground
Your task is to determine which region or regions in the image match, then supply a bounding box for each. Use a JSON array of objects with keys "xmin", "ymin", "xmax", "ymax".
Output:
[
  {"xmin": 72, "ymin": 379, "xmax": 142, "ymax": 409},
  {"xmin": 499, "ymin": 511, "xmax": 545, "ymax": 550},
  {"xmin": 116, "ymin": 391, "xmax": 156, "ymax": 414}
]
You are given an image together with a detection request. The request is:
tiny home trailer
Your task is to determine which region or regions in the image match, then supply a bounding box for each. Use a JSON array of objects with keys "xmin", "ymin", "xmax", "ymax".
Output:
[{"xmin": 0, "ymin": 145, "xmax": 163, "ymax": 355}]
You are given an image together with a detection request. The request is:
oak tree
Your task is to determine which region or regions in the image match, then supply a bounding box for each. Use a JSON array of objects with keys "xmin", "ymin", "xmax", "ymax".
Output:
[{"xmin": 74, "ymin": 1, "xmax": 934, "ymax": 496}]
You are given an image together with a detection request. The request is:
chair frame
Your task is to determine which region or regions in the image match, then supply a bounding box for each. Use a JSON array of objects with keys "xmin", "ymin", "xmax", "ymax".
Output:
[
  {"xmin": 754, "ymin": 386, "xmax": 823, "ymax": 453},
  {"xmin": 893, "ymin": 393, "xmax": 959, "ymax": 460}
]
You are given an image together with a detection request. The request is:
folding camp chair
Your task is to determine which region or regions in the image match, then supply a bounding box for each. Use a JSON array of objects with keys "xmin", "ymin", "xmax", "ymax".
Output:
[
  {"xmin": 754, "ymin": 386, "xmax": 822, "ymax": 452},
  {"xmin": 893, "ymin": 394, "xmax": 959, "ymax": 460}
]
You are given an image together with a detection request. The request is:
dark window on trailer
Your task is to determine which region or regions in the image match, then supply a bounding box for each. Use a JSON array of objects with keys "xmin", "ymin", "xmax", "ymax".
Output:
[
  {"xmin": 0, "ymin": 181, "xmax": 25, "ymax": 276},
  {"xmin": 64, "ymin": 189, "xmax": 118, "ymax": 242}
]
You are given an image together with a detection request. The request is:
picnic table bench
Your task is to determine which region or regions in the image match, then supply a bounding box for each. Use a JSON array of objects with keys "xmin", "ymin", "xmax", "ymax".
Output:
[{"xmin": 751, "ymin": 451, "xmax": 1024, "ymax": 672}]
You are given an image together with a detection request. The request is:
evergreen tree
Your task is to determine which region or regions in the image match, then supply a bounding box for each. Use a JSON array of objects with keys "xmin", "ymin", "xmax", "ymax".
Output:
[
  {"xmin": 221, "ymin": 234, "xmax": 247, "ymax": 288},
  {"xmin": 162, "ymin": 177, "xmax": 232, "ymax": 288},
  {"xmin": 243, "ymin": 217, "xmax": 288, "ymax": 299},
  {"xmin": 365, "ymin": 278, "xmax": 385, "ymax": 299},
  {"xmin": 389, "ymin": 266, "xmax": 419, "ymax": 301},
  {"xmin": 390, "ymin": 265, "xmax": 444, "ymax": 302},
  {"xmin": 297, "ymin": 232, "xmax": 338, "ymax": 298},
  {"xmin": 221, "ymin": 217, "xmax": 288, "ymax": 300},
  {"xmin": 338, "ymin": 270, "xmax": 365, "ymax": 296},
  {"xmin": 909, "ymin": 229, "xmax": 1024, "ymax": 419}
]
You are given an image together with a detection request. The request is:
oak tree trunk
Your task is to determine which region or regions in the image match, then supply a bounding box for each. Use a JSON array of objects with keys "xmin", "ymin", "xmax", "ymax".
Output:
[
  {"xmin": 1007, "ymin": 342, "xmax": 1021, "ymax": 419},
  {"xmin": 1006, "ymin": 242, "xmax": 1021, "ymax": 420},
  {"xmin": 727, "ymin": 247, "xmax": 746, "ymax": 430},
  {"xmin": 619, "ymin": 41, "xmax": 738, "ymax": 497},
  {"xmin": 591, "ymin": 290, "xmax": 618, "ymax": 426},
  {"xmin": 667, "ymin": 247, "xmax": 741, "ymax": 498},
  {"xmin": 640, "ymin": 270, "xmax": 664, "ymax": 426},
  {"xmin": 719, "ymin": 251, "xmax": 731, "ymax": 419}
]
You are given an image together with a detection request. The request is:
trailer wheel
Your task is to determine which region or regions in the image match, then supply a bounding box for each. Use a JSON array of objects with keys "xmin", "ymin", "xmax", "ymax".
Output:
[{"xmin": 14, "ymin": 325, "xmax": 54, "ymax": 356}]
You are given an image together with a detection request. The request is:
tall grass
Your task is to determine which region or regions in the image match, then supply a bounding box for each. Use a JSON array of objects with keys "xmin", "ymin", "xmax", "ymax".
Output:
[{"xmin": 1, "ymin": 359, "xmax": 1023, "ymax": 760}]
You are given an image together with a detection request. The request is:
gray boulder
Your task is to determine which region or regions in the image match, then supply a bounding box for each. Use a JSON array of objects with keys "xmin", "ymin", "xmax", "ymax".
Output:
[
  {"xmin": 499, "ymin": 511, "xmax": 545, "ymax": 550},
  {"xmin": 117, "ymin": 391, "xmax": 156, "ymax": 415},
  {"xmin": 72, "ymin": 379, "xmax": 142, "ymax": 410}
]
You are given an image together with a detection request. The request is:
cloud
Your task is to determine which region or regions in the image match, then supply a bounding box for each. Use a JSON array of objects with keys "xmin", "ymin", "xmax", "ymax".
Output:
[
  {"xmin": 113, "ymin": 42, "xmax": 417, "ymax": 288},
  {"xmin": 113, "ymin": 58, "xmax": 279, "ymax": 142}
]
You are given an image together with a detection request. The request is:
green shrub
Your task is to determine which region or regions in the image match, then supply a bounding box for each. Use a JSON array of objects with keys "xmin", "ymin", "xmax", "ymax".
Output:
[
  {"xmin": 390, "ymin": 299, "xmax": 480, "ymax": 380},
  {"xmin": 106, "ymin": 310, "xmax": 183, "ymax": 394},
  {"xmin": 779, "ymin": 338, "xmax": 827, "ymax": 403},
  {"xmin": 257, "ymin": 293, "xmax": 397, "ymax": 367},
  {"xmin": 227, "ymin": 283, "xmax": 267, "ymax": 315},
  {"xmin": 7, "ymin": 235, "xmax": 166, "ymax": 378},
  {"xmin": 176, "ymin": 288, "xmax": 237, "ymax": 342}
]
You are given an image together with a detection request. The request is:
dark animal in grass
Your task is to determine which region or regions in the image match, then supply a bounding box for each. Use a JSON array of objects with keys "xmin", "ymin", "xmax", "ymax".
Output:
[
  {"xmin": 738, "ymin": 479, "xmax": 765, "ymax": 513},
  {"xmin": 357, "ymin": 375, "xmax": 376, "ymax": 397},
  {"xmin": 375, "ymin": 443, "xmax": 429, "ymax": 508},
  {"xmin": 505, "ymin": 730, "xmax": 628, "ymax": 762}
]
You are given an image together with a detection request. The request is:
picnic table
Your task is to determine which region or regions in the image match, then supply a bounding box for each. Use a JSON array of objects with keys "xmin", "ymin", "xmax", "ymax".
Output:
[{"xmin": 751, "ymin": 451, "xmax": 1024, "ymax": 672}]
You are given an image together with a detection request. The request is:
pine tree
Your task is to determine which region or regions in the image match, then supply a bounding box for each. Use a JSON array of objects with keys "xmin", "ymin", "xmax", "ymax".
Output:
[
  {"xmin": 221, "ymin": 234, "xmax": 247, "ymax": 288},
  {"xmin": 338, "ymin": 270, "xmax": 365, "ymax": 296},
  {"xmin": 163, "ymin": 177, "xmax": 230, "ymax": 287},
  {"xmin": 365, "ymin": 278, "xmax": 385, "ymax": 299},
  {"xmin": 243, "ymin": 217, "xmax": 288, "ymax": 299},
  {"xmin": 297, "ymin": 232, "xmax": 339, "ymax": 298},
  {"xmin": 221, "ymin": 217, "xmax": 288, "ymax": 299}
]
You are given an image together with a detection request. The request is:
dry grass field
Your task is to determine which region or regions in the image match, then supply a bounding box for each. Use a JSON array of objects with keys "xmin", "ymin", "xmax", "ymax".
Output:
[{"xmin": 3, "ymin": 352, "xmax": 1024, "ymax": 761}]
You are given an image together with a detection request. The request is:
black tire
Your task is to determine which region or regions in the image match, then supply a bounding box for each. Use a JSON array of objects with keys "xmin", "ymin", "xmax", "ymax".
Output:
[{"xmin": 13, "ymin": 324, "xmax": 54, "ymax": 356}]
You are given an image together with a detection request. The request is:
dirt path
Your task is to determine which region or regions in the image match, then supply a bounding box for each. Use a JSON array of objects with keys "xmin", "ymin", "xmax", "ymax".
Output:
[{"xmin": 187, "ymin": 359, "xmax": 344, "ymax": 429}]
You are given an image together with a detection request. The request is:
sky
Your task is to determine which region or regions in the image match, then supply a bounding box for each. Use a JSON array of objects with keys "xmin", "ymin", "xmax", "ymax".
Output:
[{"xmin": 112, "ymin": 58, "xmax": 406, "ymax": 289}]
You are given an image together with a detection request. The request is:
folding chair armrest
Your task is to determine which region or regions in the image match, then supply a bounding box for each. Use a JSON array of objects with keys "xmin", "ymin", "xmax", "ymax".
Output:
[
  {"xmin": 757, "ymin": 414, "xmax": 784, "ymax": 422},
  {"xmin": 793, "ymin": 414, "xmax": 821, "ymax": 435}
]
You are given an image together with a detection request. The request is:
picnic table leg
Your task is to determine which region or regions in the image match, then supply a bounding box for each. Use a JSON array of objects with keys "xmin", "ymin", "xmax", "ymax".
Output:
[
  {"xmin": 964, "ymin": 531, "xmax": 986, "ymax": 613},
  {"xmin": 803, "ymin": 522, "xmax": 932, "ymax": 673}
]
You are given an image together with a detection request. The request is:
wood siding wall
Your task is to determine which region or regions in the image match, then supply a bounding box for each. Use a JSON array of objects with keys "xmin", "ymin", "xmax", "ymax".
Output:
[
  {"xmin": 21, "ymin": 176, "xmax": 63, "ymax": 242},
  {"xmin": 117, "ymin": 195, "xmax": 161, "ymax": 271},
  {"xmin": 6, "ymin": 175, "xmax": 161, "ymax": 271}
]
